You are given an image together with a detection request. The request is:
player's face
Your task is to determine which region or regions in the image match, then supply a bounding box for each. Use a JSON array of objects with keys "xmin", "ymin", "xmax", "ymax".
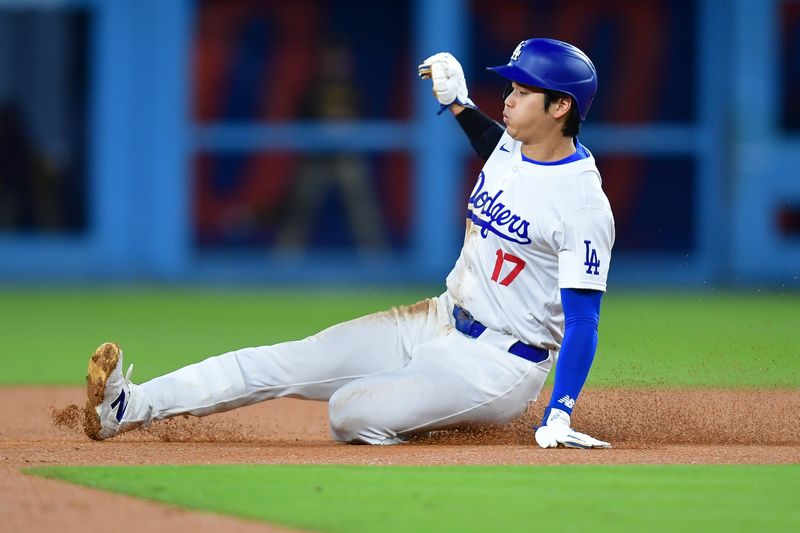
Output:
[{"xmin": 502, "ymin": 82, "xmax": 560, "ymax": 143}]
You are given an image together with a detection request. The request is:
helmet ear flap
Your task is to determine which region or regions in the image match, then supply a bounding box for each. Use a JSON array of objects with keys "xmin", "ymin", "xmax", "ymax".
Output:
[{"xmin": 502, "ymin": 83, "xmax": 513, "ymax": 100}]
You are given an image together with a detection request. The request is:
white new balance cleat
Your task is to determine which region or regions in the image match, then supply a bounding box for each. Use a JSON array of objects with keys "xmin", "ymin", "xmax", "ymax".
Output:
[
  {"xmin": 534, "ymin": 408, "xmax": 611, "ymax": 449},
  {"xmin": 84, "ymin": 342, "xmax": 136, "ymax": 440}
]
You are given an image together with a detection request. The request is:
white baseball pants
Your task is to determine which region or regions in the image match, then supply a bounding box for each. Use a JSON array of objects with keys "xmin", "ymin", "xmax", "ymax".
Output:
[{"xmin": 124, "ymin": 293, "xmax": 552, "ymax": 444}]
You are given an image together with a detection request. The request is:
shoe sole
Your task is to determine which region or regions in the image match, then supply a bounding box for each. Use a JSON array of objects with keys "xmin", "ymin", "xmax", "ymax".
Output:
[{"xmin": 84, "ymin": 342, "xmax": 121, "ymax": 440}]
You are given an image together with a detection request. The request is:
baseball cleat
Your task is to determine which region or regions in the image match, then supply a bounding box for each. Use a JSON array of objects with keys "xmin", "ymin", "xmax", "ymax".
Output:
[
  {"xmin": 84, "ymin": 342, "xmax": 135, "ymax": 440},
  {"xmin": 534, "ymin": 408, "xmax": 611, "ymax": 449}
]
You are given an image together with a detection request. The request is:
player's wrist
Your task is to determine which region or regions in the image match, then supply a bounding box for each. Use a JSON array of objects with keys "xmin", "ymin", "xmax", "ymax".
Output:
[{"xmin": 449, "ymin": 102, "xmax": 466, "ymax": 116}]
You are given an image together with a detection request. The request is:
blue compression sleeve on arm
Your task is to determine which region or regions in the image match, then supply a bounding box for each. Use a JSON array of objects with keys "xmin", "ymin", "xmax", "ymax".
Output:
[{"xmin": 543, "ymin": 288, "xmax": 603, "ymax": 422}]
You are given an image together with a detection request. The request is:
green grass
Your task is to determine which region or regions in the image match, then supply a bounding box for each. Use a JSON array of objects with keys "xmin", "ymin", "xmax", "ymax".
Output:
[
  {"xmin": 597, "ymin": 291, "xmax": 800, "ymax": 388},
  {"xmin": 0, "ymin": 287, "xmax": 429, "ymax": 385},
  {"xmin": 29, "ymin": 464, "xmax": 800, "ymax": 533},
  {"xmin": 0, "ymin": 288, "xmax": 798, "ymax": 387}
]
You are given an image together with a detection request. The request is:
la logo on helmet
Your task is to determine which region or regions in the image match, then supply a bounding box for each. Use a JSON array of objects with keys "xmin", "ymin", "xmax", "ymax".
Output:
[{"xmin": 511, "ymin": 41, "xmax": 525, "ymax": 61}]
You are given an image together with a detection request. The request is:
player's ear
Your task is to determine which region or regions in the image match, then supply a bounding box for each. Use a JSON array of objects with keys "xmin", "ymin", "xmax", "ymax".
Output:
[{"xmin": 551, "ymin": 96, "xmax": 572, "ymax": 119}]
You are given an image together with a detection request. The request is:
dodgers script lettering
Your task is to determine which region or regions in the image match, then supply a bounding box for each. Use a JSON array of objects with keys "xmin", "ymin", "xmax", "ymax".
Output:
[{"xmin": 468, "ymin": 172, "xmax": 531, "ymax": 245}]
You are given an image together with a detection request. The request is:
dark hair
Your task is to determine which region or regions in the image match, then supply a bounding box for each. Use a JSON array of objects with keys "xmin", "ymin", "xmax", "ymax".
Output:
[{"xmin": 543, "ymin": 90, "xmax": 581, "ymax": 137}]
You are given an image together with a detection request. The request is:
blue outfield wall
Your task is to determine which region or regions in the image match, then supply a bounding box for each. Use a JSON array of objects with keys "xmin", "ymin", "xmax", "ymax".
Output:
[{"xmin": 0, "ymin": 0, "xmax": 798, "ymax": 287}]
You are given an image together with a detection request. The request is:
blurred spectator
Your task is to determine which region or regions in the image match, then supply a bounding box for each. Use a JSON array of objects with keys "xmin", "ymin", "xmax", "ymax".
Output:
[{"xmin": 276, "ymin": 38, "xmax": 387, "ymax": 251}]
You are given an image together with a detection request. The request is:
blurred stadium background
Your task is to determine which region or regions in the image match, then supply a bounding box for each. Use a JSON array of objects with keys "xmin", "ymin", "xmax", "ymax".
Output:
[{"xmin": 0, "ymin": 0, "xmax": 798, "ymax": 288}]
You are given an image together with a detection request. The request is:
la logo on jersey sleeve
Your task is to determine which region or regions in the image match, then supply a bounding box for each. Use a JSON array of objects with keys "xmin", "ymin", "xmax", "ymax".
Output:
[
  {"xmin": 583, "ymin": 240, "xmax": 600, "ymax": 275},
  {"xmin": 557, "ymin": 208, "xmax": 612, "ymax": 290}
]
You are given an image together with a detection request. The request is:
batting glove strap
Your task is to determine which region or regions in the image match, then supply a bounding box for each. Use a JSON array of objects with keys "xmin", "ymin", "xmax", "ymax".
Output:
[{"xmin": 436, "ymin": 97, "xmax": 477, "ymax": 115}]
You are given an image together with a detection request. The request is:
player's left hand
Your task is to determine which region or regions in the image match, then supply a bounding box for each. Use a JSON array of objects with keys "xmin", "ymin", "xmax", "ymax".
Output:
[
  {"xmin": 534, "ymin": 408, "xmax": 611, "ymax": 449},
  {"xmin": 535, "ymin": 423, "xmax": 611, "ymax": 449},
  {"xmin": 418, "ymin": 52, "xmax": 475, "ymax": 114}
]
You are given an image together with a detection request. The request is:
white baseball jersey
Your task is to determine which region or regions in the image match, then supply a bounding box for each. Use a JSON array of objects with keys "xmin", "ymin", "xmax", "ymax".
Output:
[
  {"xmin": 446, "ymin": 131, "xmax": 615, "ymax": 351},
  {"xmin": 118, "ymin": 133, "xmax": 614, "ymax": 446}
]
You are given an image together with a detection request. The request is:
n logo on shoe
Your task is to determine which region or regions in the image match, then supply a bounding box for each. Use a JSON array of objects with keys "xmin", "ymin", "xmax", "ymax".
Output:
[{"xmin": 110, "ymin": 390, "xmax": 126, "ymax": 422}]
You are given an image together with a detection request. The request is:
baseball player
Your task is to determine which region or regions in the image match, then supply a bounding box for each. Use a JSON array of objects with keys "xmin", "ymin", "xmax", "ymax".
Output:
[{"xmin": 85, "ymin": 38, "xmax": 614, "ymax": 449}]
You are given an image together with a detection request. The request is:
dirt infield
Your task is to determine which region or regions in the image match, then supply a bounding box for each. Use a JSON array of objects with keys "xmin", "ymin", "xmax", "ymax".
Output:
[{"xmin": 2, "ymin": 387, "xmax": 799, "ymax": 532}]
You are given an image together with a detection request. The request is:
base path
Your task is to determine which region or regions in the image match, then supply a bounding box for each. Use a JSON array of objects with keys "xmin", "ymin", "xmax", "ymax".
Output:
[{"xmin": 2, "ymin": 387, "xmax": 798, "ymax": 532}]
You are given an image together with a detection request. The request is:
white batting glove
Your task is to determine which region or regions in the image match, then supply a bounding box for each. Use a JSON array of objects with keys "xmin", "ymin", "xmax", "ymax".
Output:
[
  {"xmin": 418, "ymin": 52, "xmax": 475, "ymax": 114},
  {"xmin": 534, "ymin": 408, "xmax": 611, "ymax": 449}
]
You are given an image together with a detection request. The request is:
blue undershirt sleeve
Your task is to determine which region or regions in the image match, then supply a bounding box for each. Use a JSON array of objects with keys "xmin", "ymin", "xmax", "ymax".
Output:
[{"xmin": 542, "ymin": 288, "xmax": 603, "ymax": 424}]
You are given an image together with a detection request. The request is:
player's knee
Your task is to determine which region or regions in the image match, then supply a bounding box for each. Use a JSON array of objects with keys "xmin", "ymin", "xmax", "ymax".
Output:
[
  {"xmin": 328, "ymin": 387, "xmax": 399, "ymax": 445},
  {"xmin": 328, "ymin": 388, "xmax": 371, "ymax": 443}
]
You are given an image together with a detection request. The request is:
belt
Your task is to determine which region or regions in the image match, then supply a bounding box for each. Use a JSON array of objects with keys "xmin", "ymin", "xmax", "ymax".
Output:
[{"xmin": 452, "ymin": 305, "xmax": 549, "ymax": 364}]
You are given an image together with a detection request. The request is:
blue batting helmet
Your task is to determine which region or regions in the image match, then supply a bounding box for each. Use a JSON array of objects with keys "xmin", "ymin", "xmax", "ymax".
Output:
[{"xmin": 487, "ymin": 38, "xmax": 598, "ymax": 121}]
